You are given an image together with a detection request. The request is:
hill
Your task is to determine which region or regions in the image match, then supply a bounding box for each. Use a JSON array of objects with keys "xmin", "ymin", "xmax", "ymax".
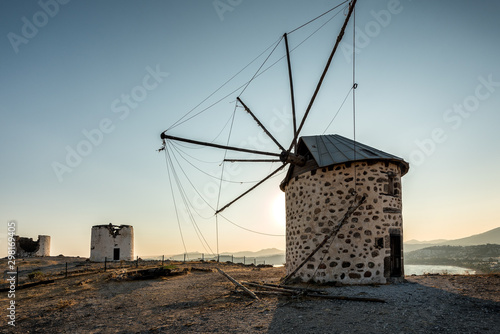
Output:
[
  {"xmin": 405, "ymin": 244, "xmax": 500, "ymax": 273},
  {"xmin": 404, "ymin": 227, "xmax": 500, "ymax": 252}
]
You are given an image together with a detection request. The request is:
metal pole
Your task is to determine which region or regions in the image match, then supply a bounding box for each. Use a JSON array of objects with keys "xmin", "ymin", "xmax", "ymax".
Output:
[
  {"xmin": 183, "ymin": 253, "xmax": 186, "ymax": 262},
  {"xmin": 254, "ymin": 258, "xmax": 256, "ymax": 265},
  {"xmin": 104, "ymin": 257, "xmax": 107, "ymax": 272},
  {"xmin": 65, "ymin": 262, "xmax": 68, "ymax": 278},
  {"xmin": 162, "ymin": 255, "xmax": 164, "ymax": 266},
  {"xmin": 231, "ymin": 255, "xmax": 234, "ymax": 263},
  {"xmin": 202, "ymin": 253, "xmax": 204, "ymax": 261},
  {"xmin": 136, "ymin": 256, "xmax": 139, "ymax": 268}
]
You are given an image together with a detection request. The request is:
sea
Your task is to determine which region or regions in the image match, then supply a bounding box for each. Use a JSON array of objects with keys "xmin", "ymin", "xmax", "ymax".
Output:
[
  {"xmin": 404, "ymin": 265, "xmax": 476, "ymax": 275},
  {"xmin": 272, "ymin": 264, "xmax": 476, "ymax": 275}
]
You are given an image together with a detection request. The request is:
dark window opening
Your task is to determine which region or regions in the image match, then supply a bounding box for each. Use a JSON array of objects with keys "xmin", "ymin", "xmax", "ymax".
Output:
[
  {"xmin": 375, "ymin": 237, "xmax": 384, "ymax": 249},
  {"xmin": 113, "ymin": 248, "xmax": 120, "ymax": 261},
  {"xmin": 387, "ymin": 172, "xmax": 395, "ymax": 196}
]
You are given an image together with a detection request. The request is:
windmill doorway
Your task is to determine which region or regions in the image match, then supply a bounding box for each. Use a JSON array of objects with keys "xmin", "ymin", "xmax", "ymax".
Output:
[
  {"xmin": 113, "ymin": 248, "xmax": 120, "ymax": 261},
  {"xmin": 389, "ymin": 232, "xmax": 402, "ymax": 277}
]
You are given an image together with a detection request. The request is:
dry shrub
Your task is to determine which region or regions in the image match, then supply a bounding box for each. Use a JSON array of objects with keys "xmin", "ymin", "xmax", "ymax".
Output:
[{"xmin": 55, "ymin": 299, "xmax": 76, "ymax": 310}]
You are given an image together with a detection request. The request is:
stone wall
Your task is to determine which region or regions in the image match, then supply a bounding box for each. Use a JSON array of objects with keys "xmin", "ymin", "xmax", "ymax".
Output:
[
  {"xmin": 90, "ymin": 224, "xmax": 134, "ymax": 262},
  {"xmin": 15, "ymin": 235, "xmax": 50, "ymax": 258},
  {"xmin": 285, "ymin": 160, "xmax": 404, "ymax": 284}
]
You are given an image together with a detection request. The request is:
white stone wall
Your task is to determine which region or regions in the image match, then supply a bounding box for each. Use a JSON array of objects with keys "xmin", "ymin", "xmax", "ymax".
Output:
[
  {"xmin": 37, "ymin": 235, "xmax": 51, "ymax": 256},
  {"xmin": 285, "ymin": 160, "xmax": 404, "ymax": 284},
  {"xmin": 90, "ymin": 225, "xmax": 134, "ymax": 262}
]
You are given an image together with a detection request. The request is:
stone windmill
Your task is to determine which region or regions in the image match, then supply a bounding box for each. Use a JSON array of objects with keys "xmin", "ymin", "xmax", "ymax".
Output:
[{"xmin": 160, "ymin": 0, "xmax": 410, "ymax": 284}]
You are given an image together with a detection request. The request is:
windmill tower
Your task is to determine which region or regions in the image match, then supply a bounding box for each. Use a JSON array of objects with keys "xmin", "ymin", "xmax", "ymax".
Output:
[
  {"xmin": 281, "ymin": 135, "xmax": 409, "ymax": 284},
  {"xmin": 159, "ymin": 0, "xmax": 410, "ymax": 284}
]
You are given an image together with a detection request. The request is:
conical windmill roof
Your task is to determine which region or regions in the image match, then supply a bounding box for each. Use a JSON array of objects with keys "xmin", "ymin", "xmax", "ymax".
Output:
[
  {"xmin": 299, "ymin": 134, "xmax": 409, "ymax": 175},
  {"xmin": 281, "ymin": 134, "xmax": 409, "ymax": 191}
]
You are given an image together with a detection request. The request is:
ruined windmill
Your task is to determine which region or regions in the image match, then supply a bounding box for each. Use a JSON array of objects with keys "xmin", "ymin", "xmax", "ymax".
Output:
[{"xmin": 160, "ymin": 0, "xmax": 409, "ymax": 284}]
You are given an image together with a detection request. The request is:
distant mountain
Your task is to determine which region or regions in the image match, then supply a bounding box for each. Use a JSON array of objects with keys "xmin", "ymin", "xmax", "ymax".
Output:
[
  {"xmin": 223, "ymin": 248, "xmax": 284, "ymax": 257},
  {"xmin": 405, "ymin": 239, "xmax": 448, "ymax": 245},
  {"xmin": 163, "ymin": 248, "xmax": 285, "ymax": 265},
  {"xmin": 442, "ymin": 227, "xmax": 500, "ymax": 246},
  {"xmin": 404, "ymin": 227, "xmax": 500, "ymax": 252}
]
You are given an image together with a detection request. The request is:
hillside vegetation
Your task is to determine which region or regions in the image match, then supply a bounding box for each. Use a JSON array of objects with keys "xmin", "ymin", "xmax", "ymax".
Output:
[{"xmin": 405, "ymin": 244, "xmax": 500, "ymax": 273}]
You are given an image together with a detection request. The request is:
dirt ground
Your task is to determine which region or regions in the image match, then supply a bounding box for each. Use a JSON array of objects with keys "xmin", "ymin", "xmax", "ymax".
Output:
[{"xmin": 1, "ymin": 257, "xmax": 499, "ymax": 333}]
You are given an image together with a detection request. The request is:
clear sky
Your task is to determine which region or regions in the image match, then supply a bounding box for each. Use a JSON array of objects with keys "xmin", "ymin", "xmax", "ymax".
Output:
[{"xmin": 1, "ymin": 0, "xmax": 499, "ymax": 257}]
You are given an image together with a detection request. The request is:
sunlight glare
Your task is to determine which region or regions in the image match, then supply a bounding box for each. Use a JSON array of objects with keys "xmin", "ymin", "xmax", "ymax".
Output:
[{"xmin": 272, "ymin": 192, "xmax": 286, "ymax": 227}]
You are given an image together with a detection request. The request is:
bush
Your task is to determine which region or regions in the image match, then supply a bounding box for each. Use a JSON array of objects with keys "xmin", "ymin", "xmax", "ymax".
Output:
[{"xmin": 28, "ymin": 271, "xmax": 45, "ymax": 281}]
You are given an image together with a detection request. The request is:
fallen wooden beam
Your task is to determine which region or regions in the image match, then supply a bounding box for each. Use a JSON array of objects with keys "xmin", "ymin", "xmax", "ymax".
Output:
[
  {"xmin": 241, "ymin": 282, "xmax": 385, "ymax": 303},
  {"xmin": 241, "ymin": 281, "xmax": 298, "ymax": 294},
  {"xmin": 216, "ymin": 267, "xmax": 259, "ymax": 300},
  {"xmin": 253, "ymin": 282, "xmax": 327, "ymax": 294}
]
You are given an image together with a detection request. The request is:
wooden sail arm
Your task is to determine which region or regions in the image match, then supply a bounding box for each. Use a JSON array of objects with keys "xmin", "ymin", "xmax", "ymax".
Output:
[
  {"xmin": 160, "ymin": 133, "xmax": 281, "ymax": 158},
  {"xmin": 236, "ymin": 97, "xmax": 285, "ymax": 152},
  {"xmin": 224, "ymin": 159, "xmax": 281, "ymax": 163},
  {"xmin": 284, "ymin": 33, "xmax": 298, "ymax": 153},
  {"xmin": 215, "ymin": 163, "xmax": 288, "ymax": 214},
  {"xmin": 289, "ymin": 0, "xmax": 357, "ymax": 151}
]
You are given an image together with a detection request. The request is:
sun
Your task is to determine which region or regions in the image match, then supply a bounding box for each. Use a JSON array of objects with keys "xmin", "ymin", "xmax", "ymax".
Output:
[{"xmin": 272, "ymin": 193, "xmax": 286, "ymax": 227}]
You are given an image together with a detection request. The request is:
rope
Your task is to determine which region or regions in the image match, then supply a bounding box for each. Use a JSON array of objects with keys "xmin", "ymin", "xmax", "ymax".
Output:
[
  {"xmin": 167, "ymin": 141, "xmax": 286, "ymax": 242},
  {"xmin": 164, "ymin": 149, "xmax": 188, "ymax": 256},
  {"xmin": 215, "ymin": 103, "xmax": 239, "ymax": 255},
  {"xmin": 322, "ymin": 87, "xmax": 353, "ymax": 134},
  {"xmin": 166, "ymin": 144, "xmax": 216, "ymax": 255},
  {"xmin": 169, "ymin": 141, "xmax": 270, "ymax": 184},
  {"xmin": 218, "ymin": 213, "xmax": 285, "ymax": 237},
  {"xmin": 288, "ymin": 1, "xmax": 349, "ymax": 34},
  {"xmin": 167, "ymin": 36, "xmax": 283, "ymax": 131},
  {"xmin": 164, "ymin": 3, "xmax": 347, "ymax": 133},
  {"xmin": 352, "ymin": 4, "xmax": 357, "ymax": 172},
  {"xmin": 238, "ymin": 36, "xmax": 284, "ymax": 97}
]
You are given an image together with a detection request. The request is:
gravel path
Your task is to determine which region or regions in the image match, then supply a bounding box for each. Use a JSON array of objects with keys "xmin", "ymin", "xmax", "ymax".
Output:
[{"xmin": 1, "ymin": 259, "xmax": 498, "ymax": 333}]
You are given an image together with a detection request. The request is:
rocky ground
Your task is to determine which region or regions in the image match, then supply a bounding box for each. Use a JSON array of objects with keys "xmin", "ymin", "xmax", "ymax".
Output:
[{"xmin": 0, "ymin": 257, "xmax": 499, "ymax": 333}]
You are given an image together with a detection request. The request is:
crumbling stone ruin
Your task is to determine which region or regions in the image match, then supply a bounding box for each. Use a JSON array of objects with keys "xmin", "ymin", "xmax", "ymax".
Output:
[
  {"xmin": 14, "ymin": 235, "xmax": 50, "ymax": 258},
  {"xmin": 90, "ymin": 224, "xmax": 134, "ymax": 262}
]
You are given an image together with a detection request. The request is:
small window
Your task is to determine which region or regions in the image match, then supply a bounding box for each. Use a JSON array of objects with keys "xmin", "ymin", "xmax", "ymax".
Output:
[
  {"xmin": 375, "ymin": 237, "xmax": 384, "ymax": 249},
  {"xmin": 387, "ymin": 172, "xmax": 395, "ymax": 196}
]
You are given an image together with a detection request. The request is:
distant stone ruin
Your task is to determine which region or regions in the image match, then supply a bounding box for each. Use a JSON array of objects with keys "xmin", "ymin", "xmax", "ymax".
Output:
[
  {"xmin": 90, "ymin": 224, "xmax": 134, "ymax": 262},
  {"xmin": 14, "ymin": 235, "xmax": 51, "ymax": 258}
]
